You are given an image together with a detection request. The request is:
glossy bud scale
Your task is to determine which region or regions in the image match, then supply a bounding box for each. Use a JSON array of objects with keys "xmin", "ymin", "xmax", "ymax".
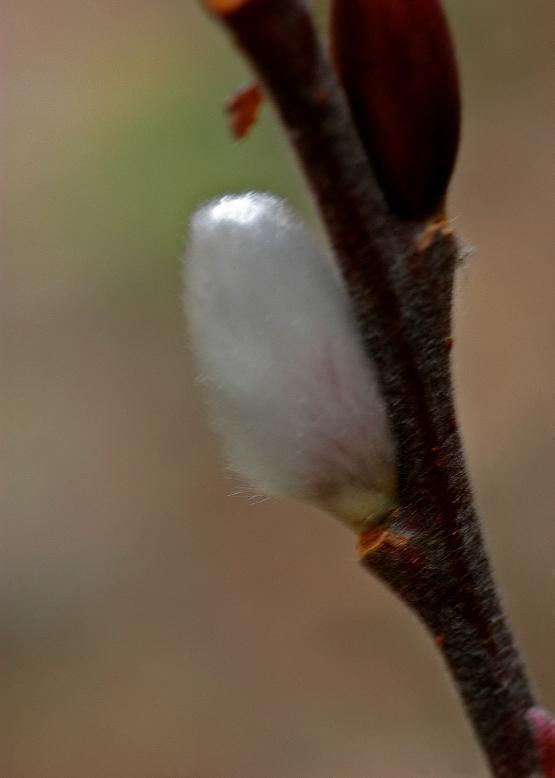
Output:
[{"xmin": 331, "ymin": 0, "xmax": 461, "ymax": 220}]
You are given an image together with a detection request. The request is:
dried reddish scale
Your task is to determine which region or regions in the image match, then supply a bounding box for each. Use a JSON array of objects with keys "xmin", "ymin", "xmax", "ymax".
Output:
[
  {"xmin": 331, "ymin": 0, "xmax": 461, "ymax": 221},
  {"xmin": 226, "ymin": 81, "xmax": 264, "ymax": 140}
]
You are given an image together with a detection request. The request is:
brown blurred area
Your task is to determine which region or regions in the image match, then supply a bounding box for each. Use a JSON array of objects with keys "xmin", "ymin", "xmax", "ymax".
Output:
[{"xmin": 3, "ymin": 2, "xmax": 554, "ymax": 776}]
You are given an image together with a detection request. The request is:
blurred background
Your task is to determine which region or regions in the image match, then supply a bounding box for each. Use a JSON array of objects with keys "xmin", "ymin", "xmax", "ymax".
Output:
[{"xmin": 3, "ymin": 1, "xmax": 554, "ymax": 776}]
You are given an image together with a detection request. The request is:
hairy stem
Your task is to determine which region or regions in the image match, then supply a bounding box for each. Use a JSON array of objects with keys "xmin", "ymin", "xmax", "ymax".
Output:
[{"xmin": 203, "ymin": 0, "xmax": 541, "ymax": 774}]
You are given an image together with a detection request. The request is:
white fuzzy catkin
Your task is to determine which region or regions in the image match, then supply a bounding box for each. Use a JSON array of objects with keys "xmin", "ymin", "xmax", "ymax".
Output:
[{"xmin": 185, "ymin": 192, "xmax": 396, "ymax": 531}]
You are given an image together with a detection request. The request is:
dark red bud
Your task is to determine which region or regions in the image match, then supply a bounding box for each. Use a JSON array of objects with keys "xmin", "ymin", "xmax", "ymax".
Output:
[
  {"xmin": 331, "ymin": 0, "xmax": 461, "ymax": 221},
  {"xmin": 527, "ymin": 708, "xmax": 555, "ymax": 777}
]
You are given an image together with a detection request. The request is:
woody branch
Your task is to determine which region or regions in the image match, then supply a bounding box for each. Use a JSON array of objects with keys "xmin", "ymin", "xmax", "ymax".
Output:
[{"xmin": 201, "ymin": 0, "xmax": 548, "ymax": 775}]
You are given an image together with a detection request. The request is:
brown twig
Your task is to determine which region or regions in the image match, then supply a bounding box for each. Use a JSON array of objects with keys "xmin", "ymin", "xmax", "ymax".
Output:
[{"xmin": 202, "ymin": 0, "xmax": 543, "ymax": 774}]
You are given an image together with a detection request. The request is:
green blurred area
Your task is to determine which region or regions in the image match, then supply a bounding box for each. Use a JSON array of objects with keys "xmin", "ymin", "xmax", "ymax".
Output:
[{"xmin": 4, "ymin": 2, "xmax": 554, "ymax": 777}]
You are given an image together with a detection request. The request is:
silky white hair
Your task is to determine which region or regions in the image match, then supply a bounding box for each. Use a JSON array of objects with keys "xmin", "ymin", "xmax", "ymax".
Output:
[{"xmin": 184, "ymin": 192, "xmax": 396, "ymax": 531}]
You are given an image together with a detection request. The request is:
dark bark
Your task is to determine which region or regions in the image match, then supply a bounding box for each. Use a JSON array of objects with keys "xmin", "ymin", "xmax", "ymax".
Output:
[{"xmin": 202, "ymin": 1, "xmax": 543, "ymax": 774}]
